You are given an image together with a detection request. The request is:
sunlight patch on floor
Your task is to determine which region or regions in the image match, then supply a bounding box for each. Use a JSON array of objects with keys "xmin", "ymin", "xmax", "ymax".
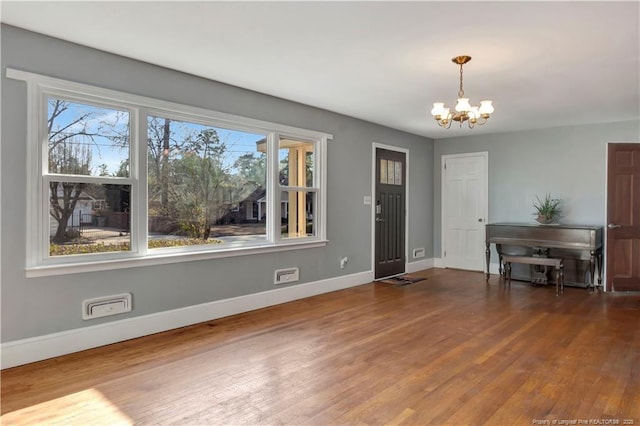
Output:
[{"xmin": 1, "ymin": 387, "xmax": 133, "ymax": 425}]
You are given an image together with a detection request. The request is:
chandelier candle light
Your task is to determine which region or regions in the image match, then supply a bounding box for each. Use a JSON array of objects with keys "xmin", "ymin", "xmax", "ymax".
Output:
[{"xmin": 431, "ymin": 55, "xmax": 494, "ymax": 129}]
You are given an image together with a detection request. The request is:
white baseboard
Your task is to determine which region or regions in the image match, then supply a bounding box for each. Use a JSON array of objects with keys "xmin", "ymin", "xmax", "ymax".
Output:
[
  {"xmin": 432, "ymin": 257, "xmax": 500, "ymax": 275},
  {"xmin": 1, "ymin": 270, "xmax": 374, "ymax": 369},
  {"xmin": 406, "ymin": 257, "xmax": 435, "ymax": 273}
]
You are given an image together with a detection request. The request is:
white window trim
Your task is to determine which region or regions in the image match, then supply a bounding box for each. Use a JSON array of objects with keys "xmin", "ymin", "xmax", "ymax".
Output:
[{"xmin": 7, "ymin": 68, "xmax": 331, "ymax": 277}]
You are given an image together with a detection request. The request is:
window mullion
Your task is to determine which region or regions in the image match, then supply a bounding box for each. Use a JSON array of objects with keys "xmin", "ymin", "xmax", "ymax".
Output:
[
  {"xmin": 281, "ymin": 186, "xmax": 318, "ymax": 192},
  {"xmin": 133, "ymin": 107, "xmax": 146, "ymax": 255},
  {"xmin": 42, "ymin": 174, "xmax": 134, "ymax": 185},
  {"xmin": 267, "ymin": 132, "xmax": 279, "ymax": 243}
]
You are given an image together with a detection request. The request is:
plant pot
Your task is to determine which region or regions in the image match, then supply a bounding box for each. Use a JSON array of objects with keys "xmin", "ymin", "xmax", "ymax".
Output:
[{"xmin": 535, "ymin": 215, "xmax": 554, "ymax": 224}]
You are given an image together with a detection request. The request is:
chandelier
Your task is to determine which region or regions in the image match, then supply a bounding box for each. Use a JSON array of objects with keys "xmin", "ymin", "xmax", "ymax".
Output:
[{"xmin": 430, "ymin": 55, "xmax": 494, "ymax": 129}]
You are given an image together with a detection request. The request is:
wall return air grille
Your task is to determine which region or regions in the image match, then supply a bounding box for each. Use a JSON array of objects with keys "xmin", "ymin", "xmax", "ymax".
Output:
[
  {"xmin": 274, "ymin": 268, "xmax": 300, "ymax": 285},
  {"xmin": 82, "ymin": 293, "xmax": 132, "ymax": 320}
]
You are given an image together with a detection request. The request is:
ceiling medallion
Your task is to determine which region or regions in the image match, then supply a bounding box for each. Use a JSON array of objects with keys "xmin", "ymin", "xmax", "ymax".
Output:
[{"xmin": 431, "ymin": 55, "xmax": 494, "ymax": 129}]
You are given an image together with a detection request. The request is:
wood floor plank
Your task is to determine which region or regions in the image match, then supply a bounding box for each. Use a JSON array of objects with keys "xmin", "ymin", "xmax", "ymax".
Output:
[{"xmin": 2, "ymin": 268, "xmax": 639, "ymax": 425}]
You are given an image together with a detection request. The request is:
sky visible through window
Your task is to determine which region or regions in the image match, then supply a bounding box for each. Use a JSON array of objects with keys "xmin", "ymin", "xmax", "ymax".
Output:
[
  {"xmin": 147, "ymin": 115, "xmax": 265, "ymax": 167},
  {"xmin": 48, "ymin": 99, "xmax": 129, "ymax": 176},
  {"xmin": 48, "ymin": 99, "xmax": 265, "ymax": 176}
]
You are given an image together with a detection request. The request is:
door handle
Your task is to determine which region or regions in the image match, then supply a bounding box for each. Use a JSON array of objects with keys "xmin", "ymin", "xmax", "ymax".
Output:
[
  {"xmin": 478, "ymin": 218, "xmax": 484, "ymax": 222},
  {"xmin": 607, "ymin": 223, "xmax": 621, "ymax": 229},
  {"xmin": 376, "ymin": 218, "xmax": 384, "ymax": 222}
]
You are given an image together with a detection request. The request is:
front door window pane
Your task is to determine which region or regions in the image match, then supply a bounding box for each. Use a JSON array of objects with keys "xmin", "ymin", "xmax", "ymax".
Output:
[
  {"xmin": 380, "ymin": 160, "xmax": 402, "ymax": 185},
  {"xmin": 387, "ymin": 161, "xmax": 395, "ymax": 185},
  {"xmin": 380, "ymin": 159, "xmax": 388, "ymax": 184},
  {"xmin": 394, "ymin": 161, "xmax": 402, "ymax": 185}
]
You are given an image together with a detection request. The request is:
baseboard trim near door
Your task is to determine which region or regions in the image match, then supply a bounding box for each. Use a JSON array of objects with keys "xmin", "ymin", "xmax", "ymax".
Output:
[
  {"xmin": 433, "ymin": 258, "xmax": 500, "ymax": 275},
  {"xmin": 406, "ymin": 258, "xmax": 435, "ymax": 273},
  {"xmin": 1, "ymin": 270, "xmax": 375, "ymax": 370}
]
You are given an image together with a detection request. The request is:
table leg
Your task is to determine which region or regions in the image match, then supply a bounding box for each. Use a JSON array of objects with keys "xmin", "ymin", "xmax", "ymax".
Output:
[
  {"xmin": 596, "ymin": 249, "xmax": 603, "ymax": 287},
  {"xmin": 485, "ymin": 242, "xmax": 491, "ymax": 280},
  {"xmin": 589, "ymin": 250, "xmax": 596, "ymax": 292}
]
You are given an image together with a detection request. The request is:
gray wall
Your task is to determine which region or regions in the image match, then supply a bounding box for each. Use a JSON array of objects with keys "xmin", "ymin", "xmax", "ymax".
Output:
[
  {"xmin": 433, "ymin": 121, "xmax": 640, "ymax": 259},
  {"xmin": 0, "ymin": 25, "xmax": 434, "ymax": 342}
]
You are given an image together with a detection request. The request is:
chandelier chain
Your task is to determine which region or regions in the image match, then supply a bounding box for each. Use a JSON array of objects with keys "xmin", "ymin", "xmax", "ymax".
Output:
[{"xmin": 458, "ymin": 64, "xmax": 465, "ymax": 98}]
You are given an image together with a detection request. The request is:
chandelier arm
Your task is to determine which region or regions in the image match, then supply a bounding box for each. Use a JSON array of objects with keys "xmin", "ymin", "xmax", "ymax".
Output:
[
  {"xmin": 436, "ymin": 118, "xmax": 453, "ymax": 129},
  {"xmin": 477, "ymin": 116, "xmax": 489, "ymax": 126}
]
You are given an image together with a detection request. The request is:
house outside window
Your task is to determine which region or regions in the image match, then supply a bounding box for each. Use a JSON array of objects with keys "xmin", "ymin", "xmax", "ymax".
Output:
[{"xmin": 9, "ymin": 69, "xmax": 330, "ymax": 276}]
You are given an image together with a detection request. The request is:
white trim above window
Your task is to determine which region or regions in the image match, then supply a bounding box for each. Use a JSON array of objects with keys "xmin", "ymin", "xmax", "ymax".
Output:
[{"xmin": 8, "ymin": 68, "xmax": 332, "ymax": 277}]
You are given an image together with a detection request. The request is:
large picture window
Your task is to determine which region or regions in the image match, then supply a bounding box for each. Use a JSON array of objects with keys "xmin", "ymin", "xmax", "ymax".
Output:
[{"xmin": 10, "ymin": 69, "xmax": 330, "ymax": 275}]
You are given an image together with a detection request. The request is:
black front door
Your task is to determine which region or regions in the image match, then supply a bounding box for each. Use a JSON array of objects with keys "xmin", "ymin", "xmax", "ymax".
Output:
[{"xmin": 375, "ymin": 148, "xmax": 406, "ymax": 279}]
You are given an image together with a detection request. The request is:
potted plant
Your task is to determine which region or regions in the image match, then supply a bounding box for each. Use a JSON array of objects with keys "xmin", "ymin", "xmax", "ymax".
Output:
[{"xmin": 533, "ymin": 194, "xmax": 561, "ymax": 224}]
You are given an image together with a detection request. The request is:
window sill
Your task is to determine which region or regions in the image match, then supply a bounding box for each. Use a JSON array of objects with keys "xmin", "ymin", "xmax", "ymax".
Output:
[{"xmin": 25, "ymin": 239, "xmax": 328, "ymax": 278}]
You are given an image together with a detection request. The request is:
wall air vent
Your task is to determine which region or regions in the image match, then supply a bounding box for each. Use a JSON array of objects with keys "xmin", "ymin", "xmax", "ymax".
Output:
[
  {"xmin": 274, "ymin": 268, "xmax": 299, "ymax": 285},
  {"xmin": 82, "ymin": 293, "xmax": 132, "ymax": 320},
  {"xmin": 413, "ymin": 248, "xmax": 426, "ymax": 258}
]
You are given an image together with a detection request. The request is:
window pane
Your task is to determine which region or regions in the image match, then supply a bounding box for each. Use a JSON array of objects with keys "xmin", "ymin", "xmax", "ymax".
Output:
[
  {"xmin": 49, "ymin": 182, "xmax": 131, "ymax": 256},
  {"xmin": 147, "ymin": 116, "xmax": 267, "ymax": 248},
  {"xmin": 387, "ymin": 161, "xmax": 395, "ymax": 185},
  {"xmin": 394, "ymin": 161, "xmax": 402, "ymax": 185},
  {"xmin": 47, "ymin": 98, "xmax": 130, "ymax": 177},
  {"xmin": 380, "ymin": 159, "xmax": 387, "ymax": 184},
  {"xmin": 279, "ymin": 138, "xmax": 314, "ymax": 187},
  {"xmin": 281, "ymin": 191, "xmax": 316, "ymax": 238}
]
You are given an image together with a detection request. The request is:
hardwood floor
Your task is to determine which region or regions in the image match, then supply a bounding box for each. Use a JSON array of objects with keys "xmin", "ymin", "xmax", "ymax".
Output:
[{"xmin": 2, "ymin": 268, "xmax": 639, "ymax": 425}]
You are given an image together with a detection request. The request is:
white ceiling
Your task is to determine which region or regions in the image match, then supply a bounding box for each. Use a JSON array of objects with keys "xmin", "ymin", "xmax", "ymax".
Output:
[{"xmin": 2, "ymin": 1, "xmax": 639, "ymax": 139}]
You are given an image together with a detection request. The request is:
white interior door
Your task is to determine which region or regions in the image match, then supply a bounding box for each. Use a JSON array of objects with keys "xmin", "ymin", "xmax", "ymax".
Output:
[{"xmin": 442, "ymin": 152, "xmax": 488, "ymax": 271}]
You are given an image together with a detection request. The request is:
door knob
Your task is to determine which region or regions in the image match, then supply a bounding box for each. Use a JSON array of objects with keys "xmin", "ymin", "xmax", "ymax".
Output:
[
  {"xmin": 375, "ymin": 218, "xmax": 384, "ymax": 222},
  {"xmin": 478, "ymin": 218, "xmax": 484, "ymax": 222},
  {"xmin": 607, "ymin": 223, "xmax": 621, "ymax": 229}
]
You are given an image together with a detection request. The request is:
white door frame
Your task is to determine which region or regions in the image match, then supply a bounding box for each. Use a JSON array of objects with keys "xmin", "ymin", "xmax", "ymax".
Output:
[
  {"xmin": 371, "ymin": 142, "xmax": 410, "ymax": 276},
  {"xmin": 440, "ymin": 151, "xmax": 489, "ymax": 269}
]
